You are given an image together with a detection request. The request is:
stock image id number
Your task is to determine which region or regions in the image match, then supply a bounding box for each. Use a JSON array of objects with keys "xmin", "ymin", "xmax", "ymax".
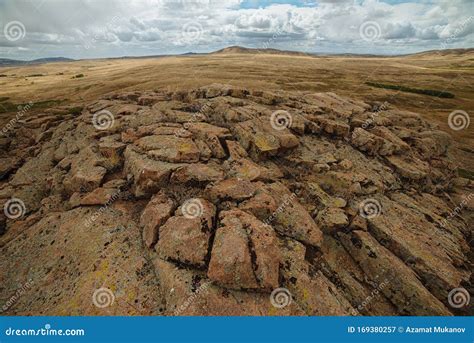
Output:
[{"xmin": 348, "ymin": 326, "xmax": 398, "ymax": 334}]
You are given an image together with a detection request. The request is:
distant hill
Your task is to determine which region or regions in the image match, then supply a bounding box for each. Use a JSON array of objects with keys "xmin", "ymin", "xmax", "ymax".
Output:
[
  {"xmin": 0, "ymin": 57, "xmax": 74, "ymax": 67},
  {"xmin": 1, "ymin": 47, "xmax": 472, "ymax": 67},
  {"xmin": 410, "ymin": 48, "xmax": 474, "ymax": 56},
  {"xmin": 213, "ymin": 46, "xmax": 474, "ymax": 58},
  {"xmin": 405, "ymin": 48, "xmax": 474, "ymax": 57},
  {"xmin": 214, "ymin": 46, "xmax": 311, "ymax": 57}
]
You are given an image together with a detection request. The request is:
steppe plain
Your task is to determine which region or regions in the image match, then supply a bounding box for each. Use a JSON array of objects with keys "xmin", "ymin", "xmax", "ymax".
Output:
[{"xmin": 0, "ymin": 48, "xmax": 472, "ymax": 315}]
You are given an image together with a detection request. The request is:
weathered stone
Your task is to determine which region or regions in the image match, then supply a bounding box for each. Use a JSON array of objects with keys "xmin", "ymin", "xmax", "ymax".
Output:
[
  {"xmin": 157, "ymin": 218, "xmax": 207, "ymax": 266},
  {"xmin": 339, "ymin": 230, "xmax": 451, "ymax": 315},
  {"xmin": 316, "ymin": 207, "xmax": 349, "ymax": 233},
  {"xmin": 137, "ymin": 95, "xmax": 160, "ymax": 106},
  {"xmin": 99, "ymin": 140, "xmax": 126, "ymax": 170},
  {"xmin": 320, "ymin": 236, "xmax": 398, "ymax": 315},
  {"xmin": 307, "ymin": 182, "xmax": 347, "ymax": 208},
  {"xmin": 257, "ymin": 183, "xmax": 324, "ymax": 247},
  {"xmin": 338, "ymin": 159, "xmax": 353, "ymax": 170},
  {"xmin": 154, "ymin": 258, "xmax": 305, "ymax": 315},
  {"xmin": 233, "ymin": 118, "xmax": 299, "ymax": 159},
  {"xmin": 363, "ymin": 195, "xmax": 469, "ymax": 303},
  {"xmin": 386, "ymin": 155, "xmax": 429, "ymax": 180},
  {"xmin": 156, "ymin": 199, "xmax": 215, "ymax": 266},
  {"xmin": 194, "ymin": 140, "xmax": 212, "ymax": 161},
  {"xmin": 2, "ymin": 86, "xmax": 469, "ymax": 317},
  {"xmin": 183, "ymin": 122, "xmax": 229, "ymax": 158},
  {"xmin": 80, "ymin": 187, "xmax": 119, "ymax": 206},
  {"xmin": 140, "ymin": 193, "xmax": 175, "ymax": 248},
  {"xmin": 226, "ymin": 140, "xmax": 248, "ymax": 160},
  {"xmin": 351, "ymin": 128, "xmax": 383, "ymax": 155},
  {"xmin": 370, "ymin": 126, "xmax": 410, "ymax": 154},
  {"xmin": 239, "ymin": 191, "xmax": 278, "ymax": 219},
  {"xmin": 206, "ymin": 179, "xmax": 258, "ymax": 202},
  {"xmin": 316, "ymin": 117, "xmax": 350, "ymax": 137},
  {"xmin": 124, "ymin": 146, "xmax": 179, "ymax": 197},
  {"xmin": 67, "ymin": 146, "xmax": 107, "ymax": 192},
  {"xmin": 171, "ymin": 163, "xmax": 224, "ymax": 184},
  {"xmin": 348, "ymin": 215, "xmax": 367, "ymax": 231},
  {"xmin": 216, "ymin": 209, "xmax": 280, "ymax": 290},
  {"xmin": 229, "ymin": 158, "xmax": 282, "ymax": 181},
  {"xmin": 102, "ymin": 179, "xmax": 127, "ymax": 189},
  {"xmin": 279, "ymin": 238, "xmax": 355, "ymax": 315},
  {"xmin": 184, "ymin": 122, "xmax": 231, "ymax": 139},
  {"xmin": 135, "ymin": 135, "xmax": 200, "ymax": 163},
  {"xmin": 208, "ymin": 223, "xmax": 259, "ymax": 289},
  {"xmin": 0, "ymin": 157, "xmax": 20, "ymax": 180}
]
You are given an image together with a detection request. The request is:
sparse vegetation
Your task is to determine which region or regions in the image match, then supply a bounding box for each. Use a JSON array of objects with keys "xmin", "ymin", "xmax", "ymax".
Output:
[
  {"xmin": 68, "ymin": 106, "xmax": 83, "ymax": 116},
  {"xmin": 458, "ymin": 168, "xmax": 474, "ymax": 180},
  {"xmin": 0, "ymin": 99, "xmax": 64, "ymax": 114},
  {"xmin": 27, "ymin": 73, "xmax": 44, "ymax": 77},
  {"xmin": 0, "ymin": 50, "xmax": 471, "ymax": 170},
  {"xmin": 365, "ymin": 82, "xmax": 455, "ymax": 98},
  {"xmin": 72, "ymin": 73, "xmax": 85, "ymax": 78}
]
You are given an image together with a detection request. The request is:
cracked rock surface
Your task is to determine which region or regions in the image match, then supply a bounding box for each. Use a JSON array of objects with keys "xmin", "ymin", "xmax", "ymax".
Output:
[{"xmin": 0, "ymin": 84, "xmax": 472, "ymax": 315}]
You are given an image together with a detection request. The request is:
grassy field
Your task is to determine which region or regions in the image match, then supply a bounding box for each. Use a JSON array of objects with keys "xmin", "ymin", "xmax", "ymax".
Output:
[{"xmin": 0, "ymin": 49, "xmax": 473, "ymax": 170}]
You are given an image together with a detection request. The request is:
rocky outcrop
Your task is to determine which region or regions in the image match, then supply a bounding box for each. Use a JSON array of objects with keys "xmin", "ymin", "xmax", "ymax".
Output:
[{"xmin": 0, "ymin": 85, "xmax": 471, "ymax": 316}]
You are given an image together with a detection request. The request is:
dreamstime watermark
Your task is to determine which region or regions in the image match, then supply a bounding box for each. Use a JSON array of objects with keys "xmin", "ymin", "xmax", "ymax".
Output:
[
  {"xmin": 1, "ymin": 101, "xmax": 34, "ymax": 136},
  {"xmin": 440, "ymin": 16, "xmax": 474, "ymax": 49},
  {"xmin": 92, "ymin": 110, "xmax": 115, "ymax": 130},
  {"xmin": 439, "ymin": 192, "xmax": 473, "ymax": 228},
  {"xmin": 270, "ymin": 110, "xmax": 293, "ymax": 131},
  {"xmin": 1, "ymin": 279, "xmax": 34, "ymax": 313},
  {"xmin": 448, "ymin": 110, "xmax": 470, "ymax": 131},
  {"xmin": 173, "ymin": 281, "xmax": 212, "ymax": 315},
  {"xmin": 261, "ymin": 27, "xmax": 284, "ymax": 49},
  {"xmin": 359, "ymin": 198, "xmax": 382, "ymax": 219},
  {"xmin": 447, "ymin": 287, "xmax": 470, "ymax": 309},
  {"xmin": 92, "ymin": 287, "xmax": 115, "ymax": 308},
  {"xmin": 270, "ymin": 287, "xmax": 292, "ymax": 308},
  {"xmin": 181, "ymin": 198, "xmax": 204, "ymax": 219},
  {"xmin": 5, "ymin": 324, "xmax": 85, "ymax": 337},
  {"xmin": 359, "ymin": 21, "xmax": 381, "ymax": 42},
  {"xmin": 84, "ymin": 189, "xmax": 122, "ymax": 228},
  {"xmin": 181, "ymin": 21, "xmax": 203, "ymax": 44},
  {"xmin": 4, "ymin": 21, "xmax": 26, "ymax": 42},
  {"xmin": 350, "ymin": 278, "xmax": 390, "ymax": 315},
  {"xmin": 81, "ymin": 16, "xmax": 121, "ymax": 50},
  {"xmin": 351, "ymin": 101, "xmax": 389, "ymax": 139},
  {"xmin": 262, "ymin": 192, "xmax": 297, "ymax": 227},
  {"xmin": 3, "ymin": 198, "xmax": 26, "ymax": 219}
]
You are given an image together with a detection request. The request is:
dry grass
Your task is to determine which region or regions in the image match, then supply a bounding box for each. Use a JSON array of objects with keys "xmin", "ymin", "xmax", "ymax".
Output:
[{"xmin": 0, "ymin": 50, "xmax": 473, "ymax": 169}]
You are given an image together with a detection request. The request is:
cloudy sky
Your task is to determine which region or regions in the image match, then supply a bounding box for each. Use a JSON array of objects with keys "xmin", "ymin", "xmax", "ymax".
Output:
[{"xmin": 0, "ymin": 0, "xmax": 472, "ymax": 60}]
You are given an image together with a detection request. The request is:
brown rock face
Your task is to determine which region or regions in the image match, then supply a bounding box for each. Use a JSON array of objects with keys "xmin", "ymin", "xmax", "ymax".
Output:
[
  {"xmin": 206, "ymin": 178, "xmax": 259, "ymax": 202},
  {"xmin": 124, "ymin": 146, "xmax": 179, "ymax": 197},
  {"xmin": 339, "ymin": 230, "xmax": 451, "ymax": 315},
  {"xmin": 171, "ymin": 163, "xmax": 224, "ymax": 184},
  {"xmin": 135, "ymin": 135, "xmax": 200, "ymax": 163},
  {"xmin": 156, "ymin": 199, "xmax": 215, "ymax": 267},
  {"xmin": 260, "ymin": 182, "xmax": 323, "ymax": 247},
  {"xmin": 208, "ymin": 224, "xmax": 259, "ymax": 289},
  {"xmin": 1, "ymin": 85, "xmax": 471, "ymax": 316},
  {"xmin": 140, "ymin": 193, "xmax": 175, "ymax": 248},
  {"xmin": 316, "ymin": 207, "xmax": 349, "ymax": 233},
  {"xmin": 208, "ymin": 209, "xmax": 280, "ymax": 290}
]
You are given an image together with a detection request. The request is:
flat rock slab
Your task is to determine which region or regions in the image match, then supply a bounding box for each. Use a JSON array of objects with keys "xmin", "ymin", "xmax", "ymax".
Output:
[{"xmin": 135, "ymin": 135, "xmax": 200, "ymax": 163}]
